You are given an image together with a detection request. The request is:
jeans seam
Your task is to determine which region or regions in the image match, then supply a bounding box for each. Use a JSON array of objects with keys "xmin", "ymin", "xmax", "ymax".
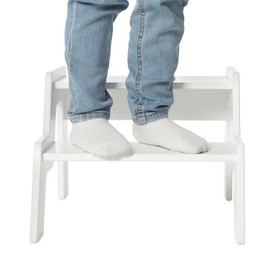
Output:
[
  {"xmin": 69, "ymin": 111, "xmax": 110, "ymax": 123},
  {"xmin": 68, "ymin": 2, "xmax": 79, "ymax": 114},
  {"xmin": 135, "ymin": 0, "xmax": 145, "ymax": 120},
  {"xmin": 132, "ymin": 110, "xmax": 169, "ymax": 125}
]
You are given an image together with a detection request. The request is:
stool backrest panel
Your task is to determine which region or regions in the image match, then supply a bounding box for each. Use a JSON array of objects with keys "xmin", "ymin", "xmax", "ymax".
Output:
[{"xmin": 171, "ymin": 89, "xmax": 230, "ymax": 120}]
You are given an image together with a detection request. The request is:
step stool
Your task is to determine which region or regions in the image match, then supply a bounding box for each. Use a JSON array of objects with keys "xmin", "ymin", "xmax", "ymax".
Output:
[{"xmin": 30, "ymin": 66, "xmax": 245, "ymax": 244}]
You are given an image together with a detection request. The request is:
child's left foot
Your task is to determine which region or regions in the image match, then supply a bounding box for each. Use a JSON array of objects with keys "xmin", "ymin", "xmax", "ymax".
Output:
[{"xmin": 132, "ymin": 118, "xmax": 208, "ymax": 154}]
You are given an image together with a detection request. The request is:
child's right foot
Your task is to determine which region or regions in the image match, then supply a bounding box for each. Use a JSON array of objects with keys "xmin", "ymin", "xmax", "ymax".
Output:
[{"xmin": 69, "ymin": 118, "xmax": 133, "ymax": 160}]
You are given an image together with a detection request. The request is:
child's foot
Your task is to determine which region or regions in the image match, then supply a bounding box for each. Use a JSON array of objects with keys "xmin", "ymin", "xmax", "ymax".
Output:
[
  {"xmin": 69, "ymin": 118, "xmax": 133, "ymax": 160},
  {"xmin": 132, "ymin": 118, "xmax": 208, "ymax": 154}
]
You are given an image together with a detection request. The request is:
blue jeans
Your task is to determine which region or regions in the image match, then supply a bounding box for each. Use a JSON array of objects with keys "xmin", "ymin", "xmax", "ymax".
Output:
[{"xmin": 64, "ymin": 0, "xmax": 188, "ymax": 125}]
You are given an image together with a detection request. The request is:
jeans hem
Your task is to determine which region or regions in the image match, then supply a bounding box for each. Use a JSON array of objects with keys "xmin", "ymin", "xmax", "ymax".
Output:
[
  {"xmin": 68, "ymin": 111, "xmax": 110, "ymax": 123},
  {"xmin": 132, "ymin": 110, "xmax": 169, "ymax": 125}
]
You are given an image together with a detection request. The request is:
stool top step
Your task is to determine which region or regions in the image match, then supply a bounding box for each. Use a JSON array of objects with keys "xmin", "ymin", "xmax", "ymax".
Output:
[{"xmin": 53, "ymin": 76, "xmax": 232, "ymax": 90}]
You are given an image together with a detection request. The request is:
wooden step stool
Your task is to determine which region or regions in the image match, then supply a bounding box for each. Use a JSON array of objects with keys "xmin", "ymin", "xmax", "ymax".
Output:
[{"xmin": 30, "ymin": 66, "xmax": 245, "ymax": 244}]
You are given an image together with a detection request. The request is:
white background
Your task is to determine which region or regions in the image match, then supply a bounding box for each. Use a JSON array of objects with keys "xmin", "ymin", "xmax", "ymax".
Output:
[{"xmin": 1, "ymin": 0, "xmax": 271, "ymax": 259}]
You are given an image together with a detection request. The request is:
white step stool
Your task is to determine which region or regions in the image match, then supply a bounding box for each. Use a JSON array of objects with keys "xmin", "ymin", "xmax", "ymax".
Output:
[{"xmin": 30, "ymin": 66, "xmax": 245, "ymax": 244}]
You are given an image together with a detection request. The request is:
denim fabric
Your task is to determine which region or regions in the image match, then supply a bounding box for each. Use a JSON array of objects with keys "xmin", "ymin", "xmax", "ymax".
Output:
[{"xmin": 64, "ymin": 0, "xmax": 188, "ymax": 124}]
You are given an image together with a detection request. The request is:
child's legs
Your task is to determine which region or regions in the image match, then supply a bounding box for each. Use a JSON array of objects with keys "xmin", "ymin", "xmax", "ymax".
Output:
[
  {"xmin": 126, "ymin": 0, "xmax": 189, "ymax": 125},
  {"xmin": 64, "ymin": 0, "xmax": 128, "ymax": 123}
]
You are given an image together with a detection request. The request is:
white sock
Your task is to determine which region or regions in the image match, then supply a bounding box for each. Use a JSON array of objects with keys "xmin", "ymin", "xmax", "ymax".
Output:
[
  {"xmin": 69, "ymin": 118, "xmax": 133, "ymax": 160},
  {"xmin": 133, "ymin": 118, "xmax": 208, "ymax": 154}
]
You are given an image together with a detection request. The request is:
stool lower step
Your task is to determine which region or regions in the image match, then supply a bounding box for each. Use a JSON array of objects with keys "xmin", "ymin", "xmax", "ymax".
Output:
[{"xmin": 43, "ymin": 141, "xmax": 237, "ymax": 162}]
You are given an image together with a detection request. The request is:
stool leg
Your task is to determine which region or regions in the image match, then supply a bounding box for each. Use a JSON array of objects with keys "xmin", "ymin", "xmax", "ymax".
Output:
[
  {"xmin": 234, "ymin": 143, "xmax": 245, "ymax": 244},
  {"xmin": 225, "ymin": 162, "xmax": 233, "ymax": 201},
  {"xmin": 57, "ymin": 101, "xmax": 69, "ymax": 199},
  {"xmin": 224, "ymin": 116, "xmax": 233, "ymax": 201},
  {"xmin": 30, "ymin": 152, "xmax": 53, "ymax": 243},
  {"xmin": 58, "ymin": 162, "xmax": 68, "ymax": 199}
]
